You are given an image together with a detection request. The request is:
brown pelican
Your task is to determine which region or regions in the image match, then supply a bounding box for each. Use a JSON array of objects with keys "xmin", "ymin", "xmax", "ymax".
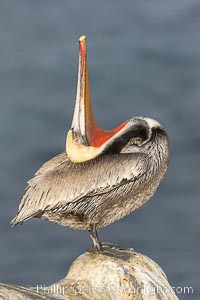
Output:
[{"xmin": 11, "ymin": 36, "xmax": 169, "ymax": 252}]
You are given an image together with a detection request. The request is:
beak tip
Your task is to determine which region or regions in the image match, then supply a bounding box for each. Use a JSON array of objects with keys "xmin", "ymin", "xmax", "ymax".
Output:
[{"xmin": 79, "ymin": 35, "xmax": 86, "ymax": 43}]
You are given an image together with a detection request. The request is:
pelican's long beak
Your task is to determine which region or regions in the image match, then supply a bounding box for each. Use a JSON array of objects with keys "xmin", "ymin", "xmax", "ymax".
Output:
[{"xmin": 66, "ymin": 36, "xmax": 127, "ymax": 163}]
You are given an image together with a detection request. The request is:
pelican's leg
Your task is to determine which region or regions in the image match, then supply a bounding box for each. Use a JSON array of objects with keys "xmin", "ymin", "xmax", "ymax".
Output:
[{"xmin": 89, "ymin": 223, "xmax": 102, "ymax": 252}]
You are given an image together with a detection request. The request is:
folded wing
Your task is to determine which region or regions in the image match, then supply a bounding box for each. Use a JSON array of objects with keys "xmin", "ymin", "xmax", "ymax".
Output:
[{"xmin": 11, "ymin": 151, "xmax": 149, "ymax": 226}]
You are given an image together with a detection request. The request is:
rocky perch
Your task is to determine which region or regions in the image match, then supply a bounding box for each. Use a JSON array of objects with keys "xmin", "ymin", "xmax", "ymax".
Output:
[{"xmin": 0, "ymin": 243, "xmax": 178, "ymax": 300}]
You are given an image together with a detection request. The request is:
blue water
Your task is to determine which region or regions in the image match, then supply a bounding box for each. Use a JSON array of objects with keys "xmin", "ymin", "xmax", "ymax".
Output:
[{"xmin": 0, "ymin": 1, "xmax": 199, "ymax": 299}]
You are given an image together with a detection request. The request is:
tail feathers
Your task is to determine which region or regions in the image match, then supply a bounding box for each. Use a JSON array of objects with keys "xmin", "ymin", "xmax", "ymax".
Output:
[{"xmin": 10, "ymin": 210, "xmax": 43, "ymax": 227}]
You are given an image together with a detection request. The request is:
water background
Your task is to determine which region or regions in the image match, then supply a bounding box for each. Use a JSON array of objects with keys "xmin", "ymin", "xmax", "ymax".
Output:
[{"xmin": 0, "ymin": 1, "xmax": 200, "ymax": 299}]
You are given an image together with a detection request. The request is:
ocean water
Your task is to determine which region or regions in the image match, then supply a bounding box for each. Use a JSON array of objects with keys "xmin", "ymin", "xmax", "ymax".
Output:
[{"xmin": 0, "ymin": 1, "xmax": 199, "ymax": 299}]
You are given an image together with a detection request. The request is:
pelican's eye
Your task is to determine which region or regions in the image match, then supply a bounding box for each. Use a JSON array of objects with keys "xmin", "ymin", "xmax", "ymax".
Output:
[
  {"xmin": 129, "ymin": 137, "xmax": 143, "ymax": 146},
  {"xmin": 73, "ymin": 137, "xmax": 81, "ymax": 145}
]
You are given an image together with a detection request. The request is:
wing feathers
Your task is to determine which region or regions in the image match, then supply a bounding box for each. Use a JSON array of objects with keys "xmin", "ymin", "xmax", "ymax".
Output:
[{"xmin": 11, "ymin": 152, "xmax": 149, "ymax": 226}]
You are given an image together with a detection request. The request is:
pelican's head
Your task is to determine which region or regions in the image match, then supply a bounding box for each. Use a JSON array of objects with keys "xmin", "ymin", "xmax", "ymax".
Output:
[{"xmin": 66, "ymin": 37, "xmax": 166, "ymax": 163}]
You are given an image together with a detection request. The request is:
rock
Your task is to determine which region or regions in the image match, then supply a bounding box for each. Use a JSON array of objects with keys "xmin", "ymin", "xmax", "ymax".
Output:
[
  {"xmin": 53, "ymin": 243, "xmax": 178, "ymax": 300},
  {"xmin": 0, "ymin": 282, "xmax": 69, "ymax": 299},
  {"xmin": 0, "ymin": 282, "xmax": 70, "ymax": 300},
  {"xmin": 0, "ymin": 243, "xmax": 178, "ymax": 300}
]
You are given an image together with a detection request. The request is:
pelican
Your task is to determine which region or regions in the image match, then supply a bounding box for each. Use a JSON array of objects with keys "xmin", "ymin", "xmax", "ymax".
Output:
[{"xmin": 11, "ymin": 36, "xmax": 169, "ymax": 252}]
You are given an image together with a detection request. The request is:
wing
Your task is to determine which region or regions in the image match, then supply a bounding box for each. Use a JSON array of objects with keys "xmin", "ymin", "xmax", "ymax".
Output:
[{"xmin": 11, "ymin": 151, "xmax": 149, "ymax": 226}]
